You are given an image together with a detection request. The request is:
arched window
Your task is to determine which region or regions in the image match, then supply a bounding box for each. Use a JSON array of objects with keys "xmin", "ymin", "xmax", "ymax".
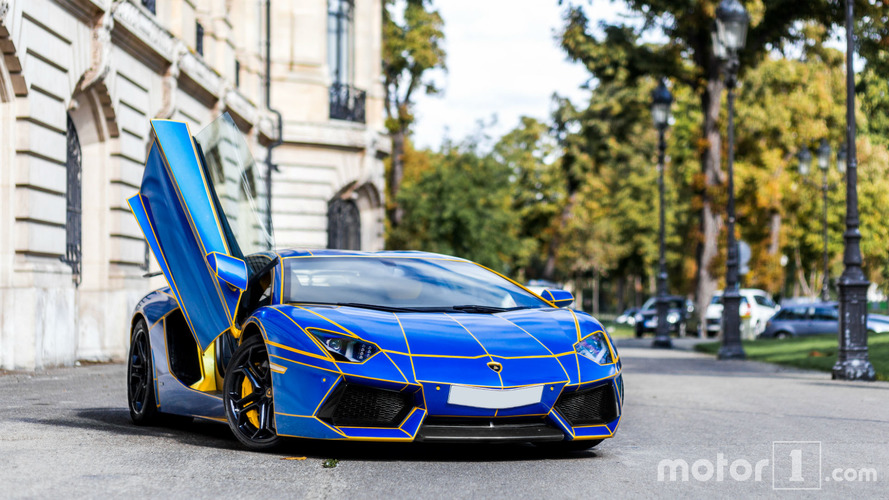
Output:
[
  {"xmin": 62, "ymin": 114, "xmax": 82, "ymax": 285},
  {"xmin": 327, "ymin": 198, "xmax": 361, "ymax": 250}
]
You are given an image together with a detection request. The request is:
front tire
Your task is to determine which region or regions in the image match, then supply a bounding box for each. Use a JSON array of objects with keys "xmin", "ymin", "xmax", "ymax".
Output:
[
  {"xmin": 223, "ymin": 335, "xmax": 281, "ymax": 451},
  {"xmin": 775, "ymin": 331, "xmax": 791, "ymax": 340},
  {"xmin": 128, "ymin": 319, "xmax": 160, "ymax": 425}
]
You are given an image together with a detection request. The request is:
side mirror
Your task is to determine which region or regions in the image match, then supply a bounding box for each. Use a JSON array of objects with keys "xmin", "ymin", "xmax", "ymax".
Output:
[
  {"xmin": 541, "ymin": 289, "xmax": 574, "ymax": 308},
  {"xmin": 206, "ymin": 252, "xmax": 248, "ymax": 291}
]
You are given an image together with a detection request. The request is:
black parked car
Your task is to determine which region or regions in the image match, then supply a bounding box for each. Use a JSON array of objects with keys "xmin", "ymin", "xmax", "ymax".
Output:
[{"xmin": 634, "ymin": 296, "xmax": 698, "ymax": 337}]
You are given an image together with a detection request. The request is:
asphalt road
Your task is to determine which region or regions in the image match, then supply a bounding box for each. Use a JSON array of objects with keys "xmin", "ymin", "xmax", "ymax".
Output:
[{"xmin": 1, "ymin": 339, "xmax": 886, "ymax": 499}]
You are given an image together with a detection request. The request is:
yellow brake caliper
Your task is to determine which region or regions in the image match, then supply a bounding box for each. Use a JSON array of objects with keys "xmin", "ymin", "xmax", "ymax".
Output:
[{"xmin": 241, "ymin": 376, "xmax": 260, "ymax": 428}]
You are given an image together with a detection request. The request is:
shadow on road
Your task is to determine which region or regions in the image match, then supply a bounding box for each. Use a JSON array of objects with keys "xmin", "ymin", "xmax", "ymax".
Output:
[{"xmin": 16, "ymin": 407, "xmax": 601, "ymax": 462}]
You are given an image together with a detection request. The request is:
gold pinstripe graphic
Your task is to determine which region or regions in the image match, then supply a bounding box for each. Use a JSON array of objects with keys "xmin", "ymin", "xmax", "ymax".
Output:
[
  {"xmin": 569, "ymin": 310, "xmax": 582, "ymax": 383},
  {"xmin": 150, "ymin": 121, "xmax": 236, "ymax": 327},
  {"xmin": 129, "ymin": 192, "xmax": 204, "ymax": 354},
  {"xmin": 444, "ymin": 313, "xmax": 504, "ymax": 389},
  {"xmin": 493, "ymin": 314, "xmax": 573, "ymax": 382}
]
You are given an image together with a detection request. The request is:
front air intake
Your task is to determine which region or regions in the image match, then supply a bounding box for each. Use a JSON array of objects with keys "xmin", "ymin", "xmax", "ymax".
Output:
[
  {"xmin": 317, "ymin": 383, "xmax": 413, "ymax": 428},
  {"xmin": 554, "ymin": 383, "xmax": 619, "ymax": 426}
]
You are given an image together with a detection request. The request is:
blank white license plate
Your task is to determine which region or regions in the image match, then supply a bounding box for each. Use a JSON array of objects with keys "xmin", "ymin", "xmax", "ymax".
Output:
[{"xmin": 447, "ymin": 384, "xmax": 544, "ymax": 409}]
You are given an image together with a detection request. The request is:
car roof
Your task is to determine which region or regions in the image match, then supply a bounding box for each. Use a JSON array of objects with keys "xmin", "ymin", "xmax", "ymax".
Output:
[{"xmin": 275, "ymin": 248, "xmax": 470, "ymax": 261}]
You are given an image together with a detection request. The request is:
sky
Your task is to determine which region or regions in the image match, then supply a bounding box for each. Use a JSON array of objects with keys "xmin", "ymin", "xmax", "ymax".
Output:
[
  {"xmin": 411, "ymin": 0, "xmax": 628, "ymax": 150},
  {"xmin": 408, "ymin": 2, "xmax": 857, "ymax": 151}
]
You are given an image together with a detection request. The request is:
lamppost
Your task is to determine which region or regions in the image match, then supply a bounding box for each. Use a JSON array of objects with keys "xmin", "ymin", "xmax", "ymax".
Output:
[
  {"xmin": 798, "ymin": 139, "xmax": 843, "ymax": 303},
  {"xmin": 651, "ymin": 79, "xmax": 673, "ymax": 349},
  {"xmin": 834, "ymin": 0, "xmax": 876, "ymax": 381},
  {"xmin": 714, "ymin": 0, "xmax": 748, "ymax": 360}
]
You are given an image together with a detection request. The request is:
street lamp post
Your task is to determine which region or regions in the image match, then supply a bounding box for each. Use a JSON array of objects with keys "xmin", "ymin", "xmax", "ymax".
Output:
[
  {"xmin": 651, "ymin": 80, "xmax": 673, "ymax": 349},
  {"xmin": 817, "ymin": 139, "xmax": 832, "ymax": 302},
  {"xmin": 799, "ymin": 140, "xmax": 839, "ymax": 303},
  {"xmin": 715, "ymin": 0, "xmax": 748, "ymax": 360},
  {"xmin": 834, "ymin": 0, "xmax": 876, "ymax": 381}
]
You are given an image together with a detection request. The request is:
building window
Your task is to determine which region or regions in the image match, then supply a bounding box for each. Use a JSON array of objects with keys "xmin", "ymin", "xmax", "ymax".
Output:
[
  {"xmin": 62, "ymin": 115, "xmax": 82, "ymax": 285},
  {"xmin": 141, "ymin": 0, "xmax": 156, "ymax": 15},
  {"xmin": 234, "ymin": 60, "xmax": 240, "ymax": 88},
  {"xmin": 328, "ymin": 0, "xmax": 353, "ymax": 85},
  {"xmin": 327, "ymin": 198, "xmax": 361, "ymax": 250},
  {"xmin": 327, "ymin": 0, "xmax": 365, "ymax": 122},
  {"xmin": 196, "ymin": 22, "xmax": 204, "ymax": 56}
]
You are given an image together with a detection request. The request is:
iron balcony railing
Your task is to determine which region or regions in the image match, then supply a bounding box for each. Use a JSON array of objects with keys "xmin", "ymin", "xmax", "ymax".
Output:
[{"xmin": 329, "ymin": 83, "xmax": 366, "ymax": 123}]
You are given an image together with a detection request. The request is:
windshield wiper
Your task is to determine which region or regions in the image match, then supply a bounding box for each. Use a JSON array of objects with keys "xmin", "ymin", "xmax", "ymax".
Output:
[
  {"xmin": 334, "ymin": 302, "xmax": 417, "ymax": 313},
  {"xmin": 451, "ymin": 305, "xmax": 519, "ymax": 313}
]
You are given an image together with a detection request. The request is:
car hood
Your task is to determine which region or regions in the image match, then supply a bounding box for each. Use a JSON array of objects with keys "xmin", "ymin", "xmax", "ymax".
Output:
[{"xmin": 274, "ymin": 305, "xmax": 600, "ymax": 388}]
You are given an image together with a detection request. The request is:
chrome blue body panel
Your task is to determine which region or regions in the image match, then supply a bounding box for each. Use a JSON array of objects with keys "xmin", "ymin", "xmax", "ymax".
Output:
[
  {"xmin": 127, "ymin": 118, "xmax": 622, "ymax": 442},
  {"xmin": 131, "ymin": 284, "xmax": 622, "ymax": 441}
]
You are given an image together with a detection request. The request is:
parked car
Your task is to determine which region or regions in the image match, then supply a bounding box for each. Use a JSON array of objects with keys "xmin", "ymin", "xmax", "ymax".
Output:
[
  {"xmin": 868, "ymin": 314, "xmax": 889, "ymax": 333},
  {"xmin": 763, "ymin": 305, "xmax": 889, "ymax": 338},
  {"xmin": 125, "ymin": 113, "xmax": 622, "ymax": 451},
  {"xmin": 705, "ymin": 289, "xmax": 779, "ymax": 337},
  {"xmin": 615, "ymin": 307, "xmax": 640, "ymax": 327},
  {"xmin": 634, "ymin": 296, "xmax": 697, "ymax": 337}
]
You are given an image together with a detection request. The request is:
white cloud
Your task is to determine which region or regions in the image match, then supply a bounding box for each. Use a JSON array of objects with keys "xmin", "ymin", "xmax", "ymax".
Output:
[{"xmin": 411, "ymin": 0, "xmax": 628, "ymax": 150}]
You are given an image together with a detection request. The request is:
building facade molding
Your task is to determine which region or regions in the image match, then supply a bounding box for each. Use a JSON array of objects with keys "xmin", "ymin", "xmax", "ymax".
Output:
[{"xmin": 1, "ymin": 0, "xmax": 388, "ymax": 371}]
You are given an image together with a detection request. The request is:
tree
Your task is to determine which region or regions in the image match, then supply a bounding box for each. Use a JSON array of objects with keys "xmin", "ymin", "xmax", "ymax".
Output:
[
  {"xmin": 388, "ymin": 139, "xmax": 525, "ymax": 273},
  {"xmin": 557, "ymin": 0, "xmax": 879, "ymax": 321},
  {"xmin": 492, "ymin": 116, "xmax": 566, "ymax": 278},
  {"xmin": 382, "ymin": 0, "xmax": 446, "ymax": 229}
]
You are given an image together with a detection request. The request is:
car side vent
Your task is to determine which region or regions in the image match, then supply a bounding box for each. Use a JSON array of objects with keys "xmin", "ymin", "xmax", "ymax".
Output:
[
  {"xmin": 554, "ymin": 383, "xmax": 619, "ymax": 426},
  {"xmin": 317, "ymin": 384, "xmax": 412, "ymax": 428}
]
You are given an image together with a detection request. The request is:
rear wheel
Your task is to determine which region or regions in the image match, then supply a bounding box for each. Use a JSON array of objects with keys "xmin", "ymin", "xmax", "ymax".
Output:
[
  {"xmin": 128, "ymin": 319, "xmax": 160, "ymax": 425},
  {"xmin": 223, "ymin": 335, "xmax": 281, "ymax": 451},
  {"xmin": 775, "ymin": 331, "xmax": 791, "ymax": 340}
]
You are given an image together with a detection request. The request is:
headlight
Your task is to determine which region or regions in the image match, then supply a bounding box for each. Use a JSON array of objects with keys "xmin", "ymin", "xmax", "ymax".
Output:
[
  {"xmin": 574, "ymin": 331, "xmax": 615, "ymax": 365},
  {"xmin": 667, "ymin": 312, "xmax": 680, "ymax": 324},
  {"xmin": 309, "ymin": 330, "xmax": 378, "ymax": 363}
]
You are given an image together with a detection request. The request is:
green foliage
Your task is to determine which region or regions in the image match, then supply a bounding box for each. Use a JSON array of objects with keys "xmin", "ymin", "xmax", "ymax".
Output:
[
  {"xmin": 493, "ymin": 117, "xmax": 566, "ymax": 276},
  {"xmin": 388, "ymin": 139, "xmax": 526, "ymax": 274},
  {"xmin": 382, "ymin": 0, "xmax": 447, "ymax": 134},
  {"xmin": 694, "ymin": 333, "xmax": 889, "ymax": 381}
]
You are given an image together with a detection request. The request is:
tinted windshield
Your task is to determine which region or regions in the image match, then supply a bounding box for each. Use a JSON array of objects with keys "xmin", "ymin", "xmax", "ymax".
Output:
[
  {"xmin": 282, "ymin": 257, "xmax": 551, "ymax": 310},
  {"xmin": 195, "ymin": 113, "xmax": 273, "ymax": 256}
]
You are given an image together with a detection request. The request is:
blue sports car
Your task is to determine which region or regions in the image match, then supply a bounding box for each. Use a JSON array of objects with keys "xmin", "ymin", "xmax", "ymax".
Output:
[{"xmin": 126, "ymin": 113, "xmax": 623, "ymax": 451}]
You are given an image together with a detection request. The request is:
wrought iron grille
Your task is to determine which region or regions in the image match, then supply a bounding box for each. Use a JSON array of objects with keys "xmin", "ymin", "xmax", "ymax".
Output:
[
  {"xmin": 62, "ymin": 115, "xmax": 82, "ymax": 285},
  {"xmin": 329, "ymin": 83, "xmax": 366, "ymax": 123},
  {"xmin": 327, "ymin": 198, "xmax": 361, "ymax": 250}
]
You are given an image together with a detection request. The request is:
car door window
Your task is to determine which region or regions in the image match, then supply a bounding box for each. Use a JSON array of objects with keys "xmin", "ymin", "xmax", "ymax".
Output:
[
  {"xmin": 754, "ymin": 295, "xmax": 774, "ymax": 308},
  {"xmin": 779, "ymin": 307, "xmax": 807, "ymax": 321},
  {"xmin": 813, "ymin": 307, "xmax": 838, "ymax": 321}
]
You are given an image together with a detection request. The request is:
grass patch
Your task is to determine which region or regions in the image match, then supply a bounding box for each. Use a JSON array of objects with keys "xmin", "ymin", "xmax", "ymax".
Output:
[
  {"xmin": 602, "ymin": 322, "xmax": 635, "ymax": 338},
  {"xmin": 694, "ymin": 333, "xmax": 889, "ymax": 381}
]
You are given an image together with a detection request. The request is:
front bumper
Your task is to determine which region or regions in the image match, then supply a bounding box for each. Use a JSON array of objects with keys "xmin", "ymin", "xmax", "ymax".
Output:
[{"xmin": 269, "ymin": 349, "xmax": 622, "ymax": 442}]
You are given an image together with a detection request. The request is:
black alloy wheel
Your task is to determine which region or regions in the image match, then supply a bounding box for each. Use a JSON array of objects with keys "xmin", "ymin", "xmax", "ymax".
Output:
[
  {"xmin": 128, "ymin": 319, "xmax": 159, "ymax": 425},
  {"xmin": 223, "ymin": 335, "xmax": 281, "ymax": 450}
]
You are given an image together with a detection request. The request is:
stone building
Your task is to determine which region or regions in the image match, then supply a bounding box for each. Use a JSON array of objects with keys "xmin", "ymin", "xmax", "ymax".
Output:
[{"xmin": 0, "ymin": 0, "xmax": 387, "ymax": 370}]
